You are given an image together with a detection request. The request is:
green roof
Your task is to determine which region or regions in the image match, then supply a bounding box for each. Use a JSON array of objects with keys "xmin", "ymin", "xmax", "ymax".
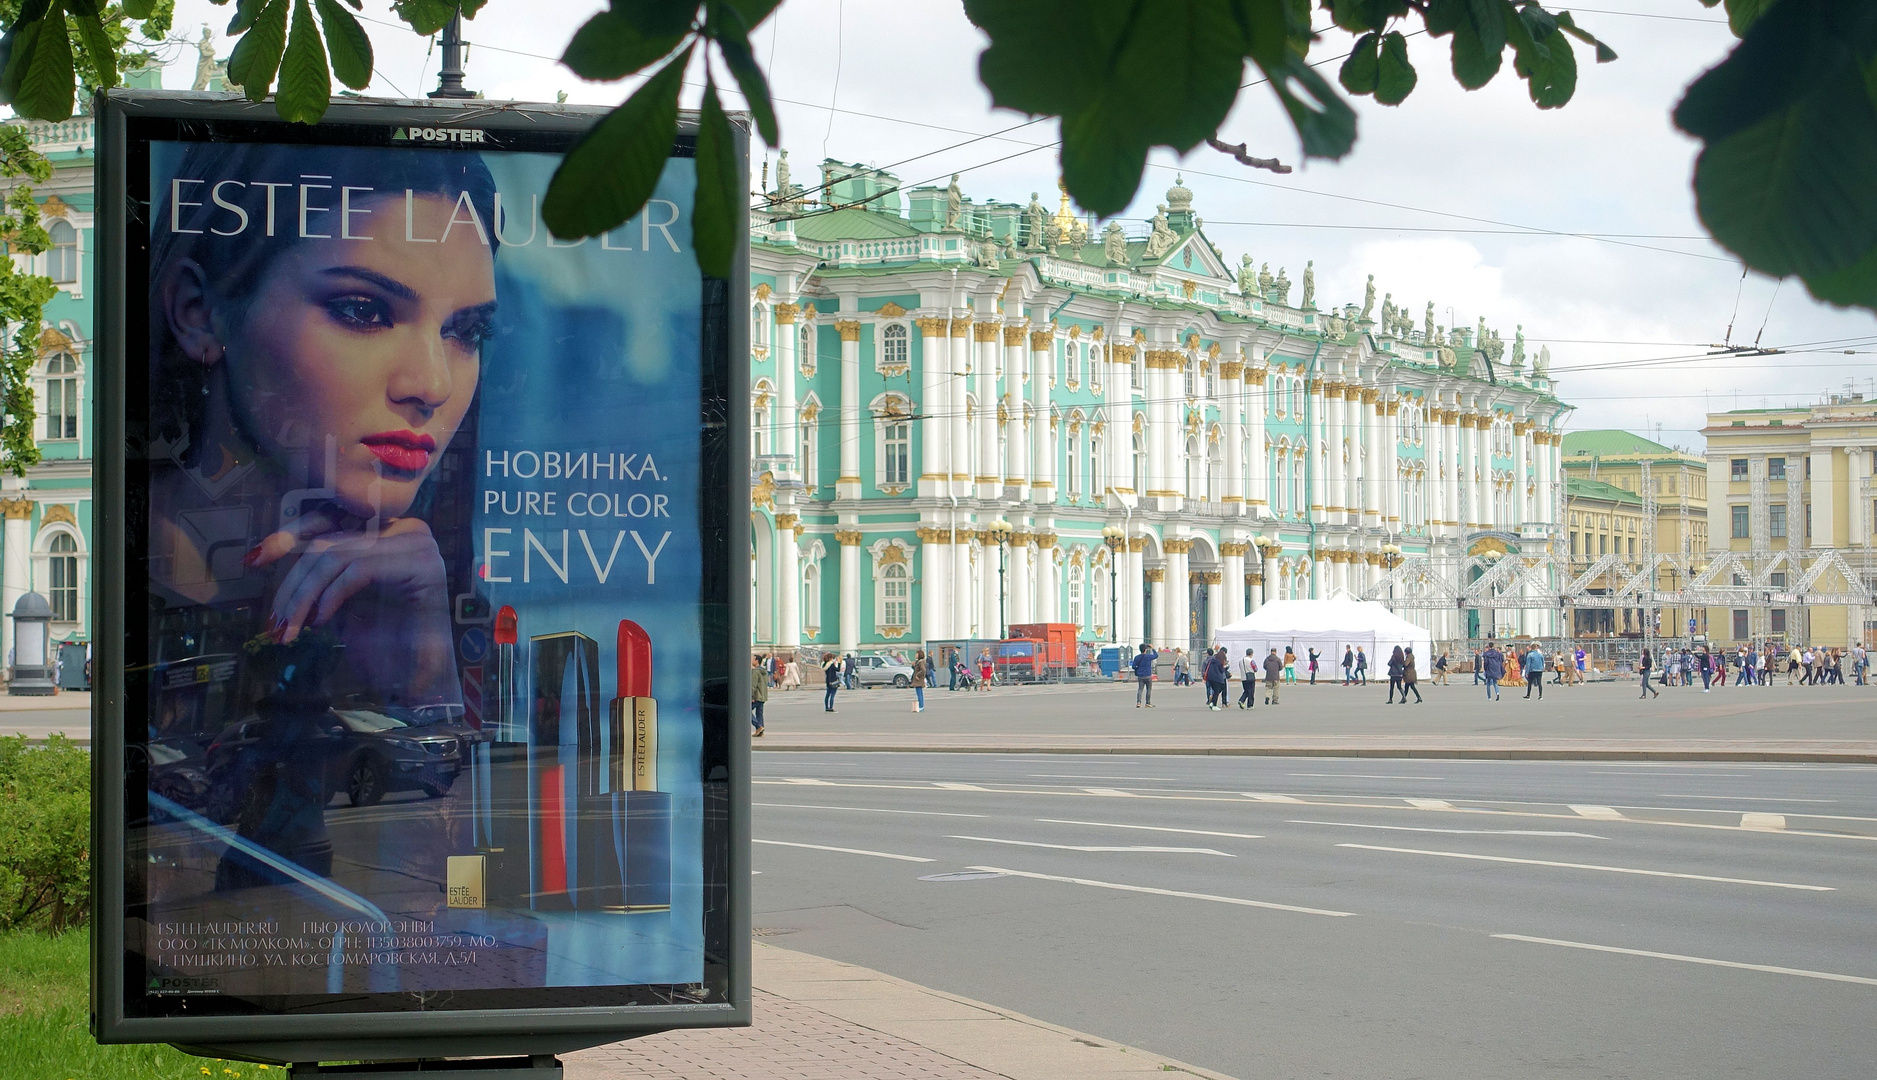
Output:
[
  {"xmin": 1561, "ymin": 429, "xmax": 1679, "ymax": 458},
  {"xmin": 791, "ymin": 207, "xmax": 922, "ymax": 242},
  {"xmin": 1566, "ymin": 476, "xmax": 1644, "ymax": 506}
]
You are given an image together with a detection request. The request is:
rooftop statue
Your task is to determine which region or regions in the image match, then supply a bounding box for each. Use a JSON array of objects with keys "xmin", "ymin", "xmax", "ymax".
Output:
[
  {"xmin": 1274, "ymin": 266, "xmax": 1291, "ymax": 304},
  {"xmin": 1511, "ymin": 325, "xmax": 1526, "ymax": 370},
  {"xmin": 1534, "ymin": 345, "xmax": 1552, "ymax": 379},
  {"xmin": 1104, "ymin": 222, "xmax": 1129, "ymax": 267},
  {"xmin": 1069, "ymin": 214, "xmax": 1089, "ymax": 249},
  {"xmin": 1423, "ymin": 302, "xmax": 1435, "ymax": 343},
  {"xmin": 1023, "ymin": 192, "xmax": 1047, "ymax": 253},
  {"xmin": 1258, "ymin": 262, "xmax": 1274, "ymax": 293},
  {"xmin": 192, "ymin": 27, "xmax": 216, "ymax": 92},
  {"xmin": 1361, "ymin": 275, "xmax": 1376, "ymax": 321},
  {"xmin": 1145, "ymin": 205, "xmax": 1177, "ymax": 259},
  {"xmin": 1438, "ymin": 343, "xmax": 1458, "ymax": 371},
  {"xmin": 945, "ymin": 174, "xmax": 963, "ymax": 230},
  {"xmin": 1302, "ymin": 260, "xmax": 1316, "ymax": 308},
  {"xmin": 1238, "ymin": 253, "xmax": 1257, "ymax": 296},
  {"xmin": 1324, "ymin": 312, "xmax": 1346, "ymax": 339},
  {"xmin": 1380, "ymin": 292, "xmax": 1395, "ymax": 332},
  {"xmin": 1476, "ymin": 315, "xmax": 1488, "ymax": 350}
]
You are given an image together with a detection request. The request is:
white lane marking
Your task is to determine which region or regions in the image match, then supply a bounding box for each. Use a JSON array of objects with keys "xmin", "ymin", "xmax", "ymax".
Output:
[
  {"xmin": 1406, "ymin": 798, "xmax": 1455, "ymax": 810},
  {"xmin": 755, "ymin": 802, "xmax": 986, "ymax": 818},
  {"xmin": 1657, "ymin": 795, "xmax": 1838, "ymax": 803},
  {"xmin": 1570, "ymin": 804, "xmax": 1625, "ymax": 820},
  {"xmin": 1290, "ymin": 773, "xmax": 1448, "ymax": 780},
  {"xmin": 1244, "ymin": 792, "xmax": 1304, "ymax": 803},
  {"xmin": 1038, "ymin": 819, "xmax": 1265, "ymax": 840},
  {"xmin": 781, "ymin": 778, "xmax": 835, "ymax": 785},
  {"xmin": 1082, "ymin": 787, "xmax": 1142, "ymax": 797},
  {"xmin": 1492, "ymin": 935, "xmax": 1877, "ymax": 987},
  {"xmin": 948, "ymin": 835, "xmax": 1234, "ymax": 856},
  {"xmin": 1337, "ymin": 844, "xmax": 1834, "ymax": 891},
  {"xmin": 1742, "ymin": 813, "xmax": 1787, "ymax": 831},
  {"xmin": 753, "ymin": 839, "xmax": 934, "ymax": 862},
  {"xmin": 968, "ymin": 865, "xmax": 1355, "ymax": 917},
  {"xmin": 1290, "ymin": 819, "xmax": 1606, "ymax": 839},
  {"xmin": 934, "ymin": 782, "xmax": 990, "ymax": 791},
  {"xmin": 1030, "ymin": 774, "xmax": 1179, "ymax": 781}
]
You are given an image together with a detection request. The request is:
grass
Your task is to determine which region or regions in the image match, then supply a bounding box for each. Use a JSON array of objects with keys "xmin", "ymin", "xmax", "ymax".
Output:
[{"xmin": 0, "ymin": 929, "xmax": 280, "ymax": 1080}]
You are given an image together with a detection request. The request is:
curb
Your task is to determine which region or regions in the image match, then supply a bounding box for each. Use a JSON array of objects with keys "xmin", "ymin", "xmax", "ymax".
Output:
[{"xmin": 753, "ymin": 744, "xmax": 1877, "ymax": 763}]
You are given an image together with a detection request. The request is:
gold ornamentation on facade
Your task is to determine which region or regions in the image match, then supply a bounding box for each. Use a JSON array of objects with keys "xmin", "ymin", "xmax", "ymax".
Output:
[
  {"xmin": 751, "ymin": 471, "xmax": 776, "ymax": 510},
  {"xmin": 1003, "ymin": 325, "xmax": 1028, "ymax": 347},
  {"xmin": 834, "ymin": 319, "xmax": 862, "ymax": 342},
  {"xmin": 974, "ymin": 322, "xmax": 1003, "ymax": 342},
  {"xmin": 38, "ymin": 325, "xmax": 72, "ymax": 352},
  {"xmin": 835, "ymin": 529, "xmax": 865, "ymax": 546},
  {"xmin": 1184, "ymin": 333, "xmax": 1200, "ymax": 350},
  {"xmin": 1245, "ymin": 366, "xmax": 1267, "ymax": 386},
  {"xmin": 1035, "ymin": 533, "xmax": 1058, "ymax": 548},
  {"xmin": 1219, "ymin": 542, "xmax": 1249, "ymax": 557},
  {"xmin": 1180, "ymin": 280, "xmax": 1196, "ymax": 299},
  {"xmin": 1192, "ymin": 570, "xmax": 1222, "ymax": 585},
  {"xmin": 1219, "ymin": 361, "xmax": 1244, "ymax": 379},
  {"xmin": 1143, "ymin": 568, "xmax": 1166, "ymax": 583},
  {"xmin": 1128, "ymin": 537, "xmax": 1147, "ymax": 552},
  {"xmin": 1029, "ymin": 328, "xmax": 1054, "ymax": 351},
  {"xmin": 773, "ymin": 301, "xmax": 799, "ymax": 325},
  {"xmin": 1110, "ymin": 343, "xmax": 1134, "ymax": 362},
  {"xmin": 1246, "ymin": 572, "xmax": 1263, "ymax": 585},
  {"xmin": 2, "ymin": 498, "xmax": 35, "ymax": 520},
  {"xmin": 1144, "ymin": 349, "xmax": 1184, "ymax": 369},
  {"xmin": 1308, "ymin": 378, "xmax": 1324, "ymax": 393},
  {"xmin": 915, "ymin": 315, "xmax": 948, "ymax": 335},
  {"xmin": 801, "ymin": 302, "xmax": 818, "ymax": 319},
  {"xmin": 915, "ymin": 526, "xmax": 951, "ymax": 544},
  {"xmin": 40, "ymin": 194, "xmax": 70, "ymax": 218},
  {"xmin": 950, "ymin": 319, "xmax": 972, "ymax": 338},
  {"xmin": 774, "ymin": 513, "xmax": 799, "ymax": 530},
  {"xmin": 1163, "ymin": 538, "xmax": 1193, "ymax": 555},
  {"xmin": 41, "ymin": 504, "xmax": 75, "ymax": 527},
  {"xmin": 1091, "ymin": 325, "xmax": 1104, "ymax": 340},
  {"xmin": 878, "ymin": 545, "xmax": 910, "ymax": 566},
  {"xmin": 878, "ymin": 626, "xmax": 909, "ymax": 639},
  {"xmin": 876, "ymin": 300, "xmax": 907, "ymax": 317}
]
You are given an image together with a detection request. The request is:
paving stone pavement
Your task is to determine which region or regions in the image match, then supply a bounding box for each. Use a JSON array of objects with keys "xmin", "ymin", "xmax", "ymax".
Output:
[{"xmin": 565, "ymin": 944, "xmax": 1235, "ymax": 1080}]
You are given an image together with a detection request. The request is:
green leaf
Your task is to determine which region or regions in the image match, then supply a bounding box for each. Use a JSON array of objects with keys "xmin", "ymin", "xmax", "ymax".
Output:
[
  {"xmin": 714, "ymin": 11, "xmax": 779, "ymax": 145},
  {"xmin": 391, "ymin": 0, "xmax": 460, "ymax": 36},
  {"xmin": 228, "ymin": 0, "xmax": 271, "ymax": 35},
  {"xmin": 1449, "ymin": 0, "xmax": 1508, "ymax": 89},
  {"xmin": 1802, "ymin": 242, "xmax": 1877, "ymax": 309},
  {"xmin": 1692, "ymin": 61, "xmax": 1877, "ymax": 279},
  {"xmin": 1339, "ymin": 30, "xmax": 1380, "ymax": 95},
  {"xmin": 563, "ymin": 9, "xmax": 686, "ymax": 80},
  {"xmin": 316, "ymin": 0, "xmax": 373, "ymax": 90},
  {"xmin": 543, "ymin": 42, "xmax": 692, "ymax": 239},
  {"xmin": 1226, "ymin": 0, "xmax": 1287, "ymax": 67},
  {"xmin": 1505, "ymin": 5, "xmax": 1575, "ymax": 107},
  {"xmin": 70, "ymin": 13, "xmax": 116, "ymax": 96},
  {"xmin": 720, "ymin": 0, "xmax": 781, "ymax": 26},
  {"xmin": 967, "ymin": 0, "xmax": 1114, "ymax": 119},
  {"xmin": 1, "ymin": 8, "xmax": 77, "ymax": 123},
  {"xmin": 227, "ymin": 0, "xmax": 288, "ymax": 100},
  {"xmin": 1553, "ymin": 12, "xmax": 1616, "ymax": 64},
  {"xmin": 611, "ymin": 0, "xmax": 700, "ymax": 37},
  {"xmin": 1059, "ymin": 103, "xmax": 1150, "ymax": 218},
  {"xmin": 1674, "ymin": 0, "xmax": 1877, "ymax": 144},
  {"xmin": 1262, "ymin": 49, "xmax": 1357, "ymax": 158},
  {"xmin": 693, "ymin": 78, "xmax": 741, "ymax": 278},
  {"xmin": 275, "ymin": 0, "xmax": 330, "ymax": 123},
  {"xmin": 1327, "ymin": 0, "xmax": 1408, "ymax": 35},
  {"xmin": 121, "ymin": 0, "xmax": 157, "ymax": 16},
  {"xmin": 1725, "ymin": 0, "xmax": 1777, "ymax": 38},
  {"xmin": 1375, "ymin": 29, "xmax": 1417, "ymax": 105}
]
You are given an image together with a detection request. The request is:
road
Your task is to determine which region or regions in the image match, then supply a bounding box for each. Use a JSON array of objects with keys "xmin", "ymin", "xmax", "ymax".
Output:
[{"xmin": 751, "ymin": 752, "xmax": 1877, "ymax": 1079}]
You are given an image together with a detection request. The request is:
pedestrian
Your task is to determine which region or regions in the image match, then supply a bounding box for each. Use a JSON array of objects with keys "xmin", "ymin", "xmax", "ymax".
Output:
[
  {"xmin": 1552, "ymin": 650, "xmax": 1566, "ymax": 685},
  {"xmin": 911, "ymin": 651, "xmax": 927, "ymax": 712},
  {"xmin": 1482, "ymin": 643, "xmax": 1505, "ymax": 701},
  {"xmin": 1433, "ymin": 651, "xmax": 1450, "ymax": 685},
  {"xmin": 1355, "ymin": 646, "xmax": 1369, "ymax": 686},
  {"xmin": 1342, "ymin": 646, "xmax": 1355, "ymax": 686},
  {"xmin": 1238, "ymin": 648, "xmax": 1258, "ymax": 709},
  {"xmin": 821, "ymin": 651, "xmax": 841, "ymax": 712},
  {"xmin": 1573, "ymin": 646, "xmax": 1587, "ymax": 685},
  {"xmin": 1855, "ymin": 642, "xmax": 1869, "ymax": 686},
  {"xmin": 1173, "ymin": 649, "xmax": 1190, "ymax": 687},
  {"xmin": 1400, "ymin": 647, "xmax": 1423, "ymax": 703},
  {"xmin": 1385, "ymin": 645, "xmax": 1406, "ymax": 703},
  {"xmin": 1204, "ymin": 647, "xmax": 1230, "ymax": 710},
  {"xmin": 842, "ymin": 652, "xmax": 857, "ymax": 690},
  {"xmin": 978, "ymin": 649, "xmax": 995, "ymax": 691},
  {"xmin": 1284, "ymin": 647, "xmax": 1297, "ymax": 684},
  {"xmin": 1263, "ymin": 647, "xmax": 1284, "ymax": 704},
  {"xmin": 1522, "ymin": 643, "xmax": 1545, "ymax": 699},
  {"xmin": 782, "ymin": 656, "xmax": 802, "ymax": 691},
  {"xmin": 1132, "ymin": 642, "xmax": 1158, "ymax": 708},
  {"xmin": 751, "ymin": 654, "xmax": 769, "ymax": 735},
  {"xmin": 1472, "ymin": 648, "xmax": 1485, "ymax": 686},
  {"xmin": 1639, "ymin": 647, "xmax": 1659, "ymax": 698},
  {"xmin": 1307, "ymin": 647, "xmax": 1321, "ymax": 685},
  {"xmin": 1698, "ymin": 647, "xmax": 1713, "ymax": 692}
]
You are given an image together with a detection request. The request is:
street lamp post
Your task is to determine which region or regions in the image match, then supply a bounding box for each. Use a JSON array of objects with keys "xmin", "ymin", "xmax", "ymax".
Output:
[
  {"xmin": 989, "ymin": 519, "xmax": 1013, "ymax": 640},
  {"xmin": 1101, "ymin": 525, "xmax": 1125, "ymax": 646}
]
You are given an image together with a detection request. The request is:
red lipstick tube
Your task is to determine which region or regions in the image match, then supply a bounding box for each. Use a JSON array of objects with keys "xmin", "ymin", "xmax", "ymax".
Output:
[{"xmin": 612, "ymin": 620, "xmax": 671, "ymax": 912}]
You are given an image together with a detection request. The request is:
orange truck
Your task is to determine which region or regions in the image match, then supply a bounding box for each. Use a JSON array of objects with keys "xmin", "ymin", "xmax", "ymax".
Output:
[{"xmin": 998, "ymin": 623, "xmax": 1082, "ymax": 683}]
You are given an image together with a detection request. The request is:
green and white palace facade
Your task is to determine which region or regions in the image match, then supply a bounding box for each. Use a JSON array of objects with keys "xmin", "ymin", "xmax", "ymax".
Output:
[{"xmin": 749, "ymin": 163, "xmax": 1573, "ymax": 654}]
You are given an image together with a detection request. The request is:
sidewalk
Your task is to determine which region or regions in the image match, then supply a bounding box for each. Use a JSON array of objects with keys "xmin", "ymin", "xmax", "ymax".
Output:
[{"xmin": 566, "ymin": 943, "xmax": 1234, "ymax": 1080}]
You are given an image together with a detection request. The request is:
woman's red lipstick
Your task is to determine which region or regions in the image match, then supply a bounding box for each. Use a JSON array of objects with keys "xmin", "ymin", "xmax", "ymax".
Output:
[{"xmin": 361, "ymin": 430, "xmax": 437, "ymax": 472}]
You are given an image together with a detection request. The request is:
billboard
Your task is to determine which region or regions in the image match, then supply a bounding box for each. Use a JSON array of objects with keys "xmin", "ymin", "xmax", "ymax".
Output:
[{"xmin": 91, "ymin": 91, "xmax": 749, "ymax": 1063}]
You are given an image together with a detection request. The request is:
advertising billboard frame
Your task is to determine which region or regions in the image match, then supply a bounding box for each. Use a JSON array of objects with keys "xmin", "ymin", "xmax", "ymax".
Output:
[{"xmin": 90, "ymin": 89, "xmax": 751, "ymax": 1064}]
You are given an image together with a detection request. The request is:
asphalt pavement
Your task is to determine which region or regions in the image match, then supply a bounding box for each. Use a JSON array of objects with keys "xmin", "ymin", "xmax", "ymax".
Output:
[{"xmin": 751, "ymin": 752, "xmax": 1877, "ymax": 1080}]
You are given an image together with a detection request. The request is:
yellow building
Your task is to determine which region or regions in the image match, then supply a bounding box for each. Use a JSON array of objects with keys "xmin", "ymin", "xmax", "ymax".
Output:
[
  {"xmin": 1561, "ymin": 431, "xmax": 1709, "ymax": 637},
  {"xmin": 1702, "ymin": 395, "xmax": 1877, "ymax": 647}
]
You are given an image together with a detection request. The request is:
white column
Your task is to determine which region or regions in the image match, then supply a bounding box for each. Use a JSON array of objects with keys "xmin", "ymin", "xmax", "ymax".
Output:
[
  {"xmin": 1362, "ymin": 393, "xmax": 1381, "ymax": 529},
  {"xmin": 1005, "ymin": 329, "xmax": 1028, "ymax": 495},
  {"xmin": 1246, "ymin": 363, "xmax": 1267, "ymax": 513},
  {"xmin": 1514, "ymin": 420, "xmax": 1532, "ymax": 525},
  {"xmin": 1, "ymin": 497, "xmax": 27, "ymax": 674},
  {"xmin": 775, "ymin": 303, "xmax": 798, "ymax": 469},
  {"xmin": 1029, "ymin": 330, "xmax": 1053, "ymax": 502},
  {"xmin": 1384, "ymin": 400, "xmax": 1401, "ymax": 531},
  {"xmin": 1309, "ymin": 377, "xmax": 1327, "ymax": 518},
  {"xmin": 836, "ymin": 320, "xmax": 862, "ymax": 498},
  {"xmin": 1325, "ymin": 382, "xmax": 1345, "ymax": 525},
  {"xmin": 954, "ymin": 528, "xmax": 974, "ymax": 636},
  {"xmin": 1443, "ymin": 409, "xmax": 1460, "ymax": 537},
  {"xmin": 984, "ymin": 538, "xmax": 1007, "ymax": 637},
  {"xmin": 1146, "ymin": 346, "xmax": 1178, "ymax": 503},
  {"xmin": 1146, "ymin": 569, "xmax": 1164, "ymax": 649},
  {"xmin": 1123, "ymin": 540, "xmax": 1143, "ymax": 644},
  {"xmin": 776, "ymin": 514, "xmax": 801, "ymax": 648},
  {"xmin": 1221, "ymin": 544, "xmax": 1246, "ymax": 625},
  {"xmin": 838, "ymin": 534, "xmax": 861, "ymax": 653},
  {"xmin": 1010, "ymin": 535, "xmax": 1033, "ymax": 625},
  {"xmin": 1309, "ymin": 552, "xmax": 1324, "ymax": 599},
  {"xmin": 1037, "ymin": 532, "xmax": 1058, "ymax": 621},
  {"xmin": 1223, "ymin": 362, "xmax": 1245, "ymax": 512},
  {"xmin": 918, "ymin": 317, "xmax": 948, "ymax": 498},
  {"xmin": 1108, "ymin": 344, "xmax": 1130, "ymax": 499},
  {"xmin": 1164, "ymin": 543, "xmax": 1190, "ymax": 648},
  {"xmin": 950, "ymin": 322, "xmax": 971, "ymax": 498},
  {"xmin": 977, "ymin": 324, "xmax": 1001, "ymax": 499},
  {"xmin": 1204, "ymin": 570, "xmax": 1224, "ymax": 647},
  {"xmin": 918, "ymin": 529, "xmax": 948, "ymax": 640}
]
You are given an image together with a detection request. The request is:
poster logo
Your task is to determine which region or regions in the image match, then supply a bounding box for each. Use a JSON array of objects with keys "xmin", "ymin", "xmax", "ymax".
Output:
[{"xmin": 392, "ymin": 126, "xmax": 489, "ymax": 143}]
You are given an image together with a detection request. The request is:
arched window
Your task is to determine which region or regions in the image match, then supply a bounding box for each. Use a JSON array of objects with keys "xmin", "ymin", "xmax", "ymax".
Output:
[
  {"xmin": 1068, "ymin": 342, "xmax": 1082, "ymax": 385},
  {"xmin": 1088, "ymin": 345, "xmax": 1103, "ymax": 390},
  {"xmin": 1183, "ymin": 359, "xmax": 1196, "ymax": 398},
  {"xmin": 882, "ymin": 323, "xmax": 908, "ymax": 367},
  {"xmin": 1088, "ymin": 559, "xmax": 1105, "ymax": 631},
  {"xmin": 798, "ymin": 408, "xmax": 819, "ymax": 484},
  {"xmin": 751, "ymin": 303, "xmax": 770, "ymax": 347},
  {"xmin": 881, "ymin": 418, "xmax": 910, "ymax": 486},
  {"xmin": 1207, "ymin": 436, "xmax": 1223, "ymax": 502},
  {"xmin": 879, "ymin": 563, "xmax": 910, "ymax": 631},
  {"xmin": 802, "ymin": 562, "xmax": 821, "ymax": 634},
  {"xmin": 1184, "ymin": 436, "xmax": 1200, "ymax": 498},
  {"xmin": 43, "ymin": 352, "xmax": 77, "ymax": 440},
  {"xmin": 1132, "ymin": 429, "xmax": 1147, "ymax": 493},
  {"xmin": 1292, "ymin": 445, "xmax": 1307, "ymax": 514},
  {"xmin": 1067, "ymin": 563, "xmax": 1085, "ymax": 628},
  {"xmin": 1066, "ymin": 425, "xmax": 1081, "ymax": 498},
  {"xmin": 1089, "ymin": 432, "xmax": 1103, "ymax": 499},
  {"xmin": 48, "ymin": 532, "xmax": 78, "ymax": 621},
  {"xmin": 46, "ymin": 219, "xmax": 77, "ymax": 284},
  {"xmin": 1272, "ymin": 442, "xmax": 1287, "ymax": 514}
]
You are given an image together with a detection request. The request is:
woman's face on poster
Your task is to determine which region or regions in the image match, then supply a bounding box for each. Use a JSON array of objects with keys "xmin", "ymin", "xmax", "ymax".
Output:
[{"xmin": 223, "ymin": 192, "xmax": 495, "ymax": 519}]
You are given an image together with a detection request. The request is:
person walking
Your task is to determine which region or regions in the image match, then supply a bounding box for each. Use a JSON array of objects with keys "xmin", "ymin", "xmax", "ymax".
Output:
[
  {"xmin": 1400, "ymin": 647, "xmax": 1423, "ymax": 703},
  {"xmin": 1238, "ymin": 648, "xmax": 1258, "ymax": 709},
  {"xmin": 1433, "ymin": 651, "xmax": 1450, "ymax": 685},
  {"xmin": 782, "ymin": 656, "xmax": 802, "ymax": 691},
  {"xmin": 911, "ymin": 651, "xmax": 927, "ymax": 712},
  {"xmin": 1482, "ymin": 643, "xmax": 1505, "ymax": 701},
  {"xmin": 1552, "ymin": 650, "xmax": 1566, "ymax": 685},
  {"xmin": 1698, "ymin": 647, "xmax": 1713, "ymax": 692},
  {"xmin": 1173, "ymin": 649, "xmax": 1191, "ymax": 687},
  {"xmin": 1355, "ymin": 647, "xmax": 1369, "ymax": 686},
  {"xmin": 751, "ymin": 654, "xmax": 770, "ymax": 736},
  {"xmin": 1263, "ymin": 647, "xmax": 1284, "ymax": 704},
  {"xmin": 1573, "ymin": 646, "xmax": 1588, "ymax": 685},
  {"xmin": 1307, "ymin": 647, "xmax": 1321, "ymax": 685},
  {"xmin": 821, "ymin": 652, "xmax": 841, "ymax": 712},
  {"xmin": 978, "ymin": 649, "xmax": 995, "ymax": 691},
  {"xmin": 1385, "ymin": 646, "xmax": 1406, "ymax": 704},
  {"xmin": 1204, "ymin": 647, "xmax": 1230, "ymax": 710},
  {"xmin": 1472, "ymin": 648, "xmax": 1486, "ymax": 686},
  {"xmin": 842, "ymin": 652, "xmax": 857, "ymax": 690},
  {"xmin": 1342, "ymin": 646, "xmax": 1355, "ymax": 686},
  {"xmin": 1283, "ymin": 647, "xmax": 1297, "ymax": 684},
  {"xmin": 1522, "ymin": 643, "xmax": 1545, "ymax": 699},
  {"xmin": 1855, "ymin": 642, "xmax": 1869, "ymax": 686},
  {"xmin": 1132, "ymin": 643, "xmax": 1159, "ymax": 708},
  {"xmin": 1639, "ymin": 647, "xmax": 1659, "ymax": 698}
]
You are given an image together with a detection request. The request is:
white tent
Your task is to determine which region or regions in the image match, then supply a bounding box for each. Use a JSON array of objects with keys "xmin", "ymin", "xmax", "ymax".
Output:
[{"xmin": 1214, "ymin": 599, "xmax": 1435, "ymax": 679}]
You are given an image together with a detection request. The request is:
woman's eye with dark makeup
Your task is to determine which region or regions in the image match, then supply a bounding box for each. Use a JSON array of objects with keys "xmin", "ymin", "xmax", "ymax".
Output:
[
  {"xmin": 443, "ymin": 309, "xmax": 496, "ymax": 350},
  {"xmin": 326, "ymin": 295, "xmax": 394, "ymax": 330}
]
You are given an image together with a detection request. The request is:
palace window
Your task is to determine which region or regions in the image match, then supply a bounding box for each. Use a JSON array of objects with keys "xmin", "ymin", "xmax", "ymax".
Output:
[
  {"xmin": 751, "ymin": 303, "xmax": 769, "ymax": 347},
  {"xmin": 1768, "ymin": 456, "xmax": 1786, "ymax": 481},
  {"xmin": 1089, "ymin": 432, "xmax": 1103, "ymax": 499},
  {"xmin": 1769, "ymin": 503, "xmax": 1787, "ymax": 539},
  {"xmin": 1066, "ymin": 426, "xmax": 1082, "ymax": 499},
  {"xmin": 1183, "ymin": 359, "xmax": 1196, "ymax": 398},
  {"xmin": 798, "ymin": 410, "xmax": 819, "ymax": 483},
  {"xmin": 881, "ymin": 322, "xmax": 908, "ymax": 368},
  {"xmin": 1067, "ymin": 342, "xmax": 1081, "ymax": 385},
  {"xmin": 1770, "ymin": 609, "xmax": 1787, "ymax": 635},
  {"xmin": 802, "ymin": 562, "xmax": 821, "ymax": 635},
  {"xmin": 1185, "ymin": 437, "xmax": 1201, "ymax": 498},
  {"xmin": 43, "ymin": 352, "xmax": 77, "ymax": 440},
  {"xmin": 1067, "ymin": 564, "xmax": 1085, "ymax": 628},
  {"xmin": 1132, "ymin": 429, "xmax": 1147, "ymax": 493},
  {"xmin": 47, "ymin": 532, "xmax": 78, "ymax": 621},
  {"xmin": 1132, "ymin": 349, "xmax": 1144, "ymax": 389},
  {"xmin": 1089, "ymin": 345, "xmax": 1103, "ymax": 391},
  {"xmin": 881, "ymin": 418, "xmax": 911, "ymax": 487},
  {"xmin": 879, "ymin": 563, "xmax": 910, "ymax": 631},
  {"xmin": 46, "ymin": 219, "xmax": 77, "ymax": 284},
  {"xmin": 1730, "ymin": 458, "xmax": 1748, "ymax": 481},
  {"xmin": 1733, "ymin": 609, "xmax": 1749, "ymax": 640}
]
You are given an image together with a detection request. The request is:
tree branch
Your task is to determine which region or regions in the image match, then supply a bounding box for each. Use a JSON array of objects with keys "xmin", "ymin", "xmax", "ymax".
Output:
[{"xmin": 1206, "ymin": 137, "xmax": 1292, "ymax": 174}]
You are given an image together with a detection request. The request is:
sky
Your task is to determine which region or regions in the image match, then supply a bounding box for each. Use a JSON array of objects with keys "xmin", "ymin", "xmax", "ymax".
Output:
[{"xmin": 145, "ymin": 0, "xmax": 1877, "ymax": 451}]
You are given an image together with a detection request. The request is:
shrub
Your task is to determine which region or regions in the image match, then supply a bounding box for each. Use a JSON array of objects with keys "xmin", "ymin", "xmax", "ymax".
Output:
[{"xmin": 0, "ymin": 735, "xmax": 90, "ymax": 931}]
